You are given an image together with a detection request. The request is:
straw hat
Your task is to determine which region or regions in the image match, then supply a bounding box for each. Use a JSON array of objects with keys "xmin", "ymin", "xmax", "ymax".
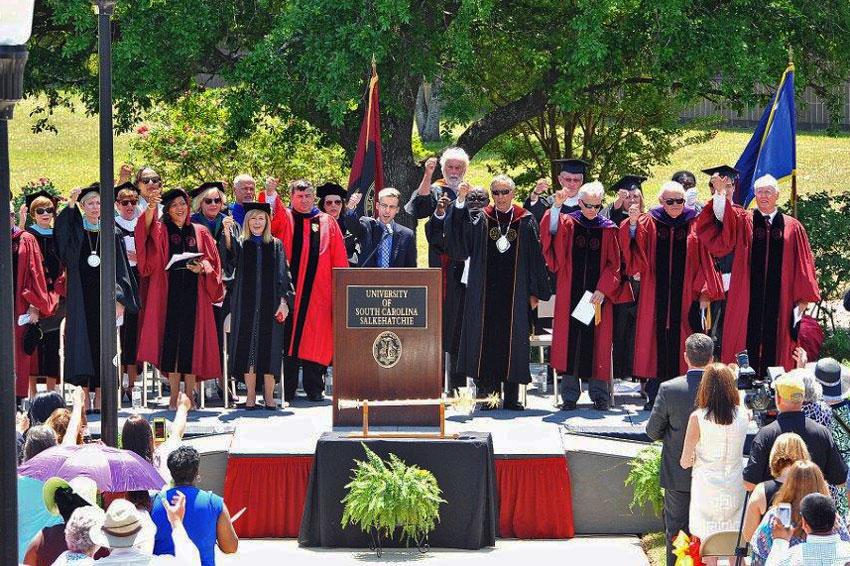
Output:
[{"xmin": 89, "ymin": 499, "xmax": 156, "ymax": 549}]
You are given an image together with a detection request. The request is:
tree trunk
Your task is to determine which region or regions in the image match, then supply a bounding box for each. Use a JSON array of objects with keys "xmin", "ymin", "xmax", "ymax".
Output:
[{"xmin": 414, "ymin": 78, "xmax": 443, "ymax": 142}]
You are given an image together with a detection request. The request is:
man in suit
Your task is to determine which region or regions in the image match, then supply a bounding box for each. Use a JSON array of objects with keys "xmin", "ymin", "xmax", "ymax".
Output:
[
  {"xmin": 345, "ymin": 188, "xmax": 417, "ymax": 268},
  {"xmin": 645, "ymin": 332, "xmax": 714, "ymax": 566}
]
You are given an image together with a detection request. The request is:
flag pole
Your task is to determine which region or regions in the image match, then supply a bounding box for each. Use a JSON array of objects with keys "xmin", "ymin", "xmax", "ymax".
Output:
[{"xmin": 787, "ymin": 47, "xmax": 798, "ymax": 218}]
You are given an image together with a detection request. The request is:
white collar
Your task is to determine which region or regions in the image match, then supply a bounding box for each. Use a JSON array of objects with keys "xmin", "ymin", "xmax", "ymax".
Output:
[
  {"xmin": 565, "ymin": 195, "xmax": 579, "ymax": 206},
  {"xmin": 758, "ymin": 208, "xmax": 779, "ymax": 223},
  {"xmin": 115, "ymin": 215, "xmax": 138, "ymax": 231}
]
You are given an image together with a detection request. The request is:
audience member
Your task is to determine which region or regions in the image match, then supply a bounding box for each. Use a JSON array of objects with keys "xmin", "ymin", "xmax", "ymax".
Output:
[
  {"xmin": 743, "ymin": 433, "xmax": 812, "ymax": 541},
  {"xmin": 645, "ymin": 332, "xmax": 714, "ymax": 566},
  {"xmin": 18, "ymin": 426, "xmax": 61, "ymax": 562},
  {"xmin": 744, "ymin": 369, "xmax": 848, "ymax": 490},
  {"xmin": 151, "ymin": 446, "xmax": 238, "ymax": 565},
  {"xmin": 679, "ymin": 363, "xmax": 749, "ymax": 565},
  {"xmin": 50, "ymin": 506, "xmax": 105, "ymax": 566},
  {"xmin": 750, "ymin": 461, "xmax": 850, "ymax": 565},
  {"xmin": 90, "ymin": 495, "xmax": 200, "ymax": 565},
  {"xmin": 814, "ymin": 357, "xmax": 850, "ymax": 521},
  {"xmin": 765, "ymin": 493, "xmax": 850, "ymax": 565},
  {"xmin": 28, "ymin": 391, "xmax": 66, "ymax": 427}
]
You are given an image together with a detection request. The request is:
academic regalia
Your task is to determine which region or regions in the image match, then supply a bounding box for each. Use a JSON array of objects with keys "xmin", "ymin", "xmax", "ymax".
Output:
[
  {"xmin": 227, "ymin": 233, "xmax": 292, "ymax": 379},
  {"xmin": 270, "ymin": 206, "xmax": 348, "ymax": 400},
  {"xmin": 316, "ymin": 182, "xmax": 360, "ymax": 266},
  {"xmin": 619, "ymin": 206, "xmax": 723, "ymax": 401},
  {"xmin": 425, "ymin": 212, "xmax": 467, "ymax": 392},
  {"xmin": 404, "ymin": 180, "xmax": 458, "ymax": 267},
  {"xmin": 11, "ymin": 228, "xmax": 54, "ymax": 397},
  {"xmin": 134, "ymin": 216, "xmax": 224, "ymax": 380},
  {"xmin": 541, "ymin": 210, "xmax": 631, "ymax": 405},
  {"xmin": 54, "ymin": 205, "xmax": 138, "ymax": 389},
  {"xmin": 25, "ymin": 225, "xmax": 66, "ymax": 379},
  {"xmin": 446, "ymin": 203, "xmax": 552, "ymax": 399},
  {"xmin": 695, "ymin": 198, "xmax": 820, "ymax": 375},
  {"xmin": 115, "ymin": 216, "xmax": 141, "ymax": 367}
]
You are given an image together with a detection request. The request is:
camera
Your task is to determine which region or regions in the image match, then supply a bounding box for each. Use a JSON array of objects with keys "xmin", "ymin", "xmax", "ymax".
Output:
[{"xmin": 736, "ymin": 350, "xmax": 777, "ymax": 426}]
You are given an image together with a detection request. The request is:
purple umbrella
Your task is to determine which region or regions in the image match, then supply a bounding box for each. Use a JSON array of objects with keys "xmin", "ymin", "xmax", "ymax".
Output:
[{"xmin": 18, "ymin": 444, "xmax": 166, "ymax": 492}]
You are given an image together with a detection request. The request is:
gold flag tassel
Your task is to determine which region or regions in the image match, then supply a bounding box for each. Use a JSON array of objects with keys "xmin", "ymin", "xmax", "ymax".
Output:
[{"xmin": 594, "ymin": 303, "xmax": 601, "ymax": 326}]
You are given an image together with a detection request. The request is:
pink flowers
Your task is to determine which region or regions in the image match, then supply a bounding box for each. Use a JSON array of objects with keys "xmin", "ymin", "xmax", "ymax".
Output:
[{"xmin": 136, "ymin": 124, "xmax": 150, "ymax": 137}]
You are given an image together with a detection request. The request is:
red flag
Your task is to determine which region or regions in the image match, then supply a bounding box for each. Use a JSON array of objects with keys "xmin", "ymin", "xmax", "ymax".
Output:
[{"xmin": 346, "ymin": 60, "xmax": 384, "ymax": 217}]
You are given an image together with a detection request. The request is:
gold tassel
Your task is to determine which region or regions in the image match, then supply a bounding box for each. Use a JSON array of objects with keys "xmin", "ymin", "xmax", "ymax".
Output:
[{"xmin": 594, "ymin": 303, "xmax": 601, "ymax": 326}]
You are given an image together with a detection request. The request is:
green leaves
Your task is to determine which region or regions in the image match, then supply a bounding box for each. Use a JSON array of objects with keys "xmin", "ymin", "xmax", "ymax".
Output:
[
  {"xmin": 624, "ymin": 443, "xmax": 664, "ymax": 517},
  {"xmin": 341, "ymin": 443, "xmax": 446, "ymax": 545}
]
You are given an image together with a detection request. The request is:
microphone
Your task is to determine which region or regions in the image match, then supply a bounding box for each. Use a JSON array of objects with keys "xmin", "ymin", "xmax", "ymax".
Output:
[{"xmin": 360, "ymin": 223, "xmax": 392, "ymax": 267}]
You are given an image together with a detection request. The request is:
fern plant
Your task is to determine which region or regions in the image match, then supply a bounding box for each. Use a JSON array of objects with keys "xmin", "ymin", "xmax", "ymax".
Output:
[
  {"xmin": 341, "ymin": 443, "xmax": 446, "ymax": 546},
  {"xmin": 625, "ymin": 443, "xmax": 664, "ymax": 517}
]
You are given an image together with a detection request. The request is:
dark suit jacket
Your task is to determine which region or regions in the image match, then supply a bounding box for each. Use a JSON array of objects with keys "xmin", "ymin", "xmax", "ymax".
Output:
[
  {"xmin": 646, "ymin": 369, "xmax": 704, "ymax": 492},
  {"xmin": 404, "ymin": 184, "xmax": 457, "ymax": 267},
  {"xmin": 344, "ymin": 212, "xmax": 417, "ymax": 268}
]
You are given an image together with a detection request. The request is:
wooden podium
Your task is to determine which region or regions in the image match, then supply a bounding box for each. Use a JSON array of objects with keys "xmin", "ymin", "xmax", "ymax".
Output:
[{"xmin": 332, "ymin": 268, "xmax": 442, "ymax": 426}]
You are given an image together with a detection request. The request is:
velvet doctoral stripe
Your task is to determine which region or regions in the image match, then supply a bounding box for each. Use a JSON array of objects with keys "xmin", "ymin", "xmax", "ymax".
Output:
[
  {"xmin": 565, "ymin": 223, "xmax": 602, "ymax": 377},
  {"xmin": 653, "ymin": 223, "xmax": 689, "ymax": 380}
]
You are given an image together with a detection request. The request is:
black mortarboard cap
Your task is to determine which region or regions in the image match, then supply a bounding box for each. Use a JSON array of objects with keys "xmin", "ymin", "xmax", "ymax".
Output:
[
  {"xmin": 25, "ymin": 189, "xmax": 58, "ymax": 209},
  {"xmin": 316, "ymin": 182, "xmax": 347, "ymax": 201},
  {"xmin": 701, "ymin": 165, "xmax": 739, "ymax": 179},
  {"xmin": 611, "ymin": 175, "xmax": 647, "ymax": 192},
  {"xmin": 190, "ymin": 181, "xmax": 225, "ymax": 199},
  {"xmin": 161, "ymin": 188, "xmax": 190, "ymax": 208},
  {"xmin": 553, "ymin": 158, "xmax": 589, "ymax": 176},
  {"xmin": 114, "ymin": 181, "xmax": 140, "ymax": 197},
  {"xmin": 78, "ymin": 183, "xmax": 100, "ymax": 202},
  {"xmin": 243, "ymin": 201, "xmax": 272, "ymax": 215}
]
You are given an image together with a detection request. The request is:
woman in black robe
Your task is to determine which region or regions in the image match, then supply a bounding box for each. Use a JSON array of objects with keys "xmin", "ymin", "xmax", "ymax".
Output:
[
  {"xmin": 226, "ymin": 203, "xmax": 292, "ymax": 409},
  {"xmin": 23, "ymin": 190, "xmax": 65, "ymax": 397},
  {"xmin": 114, "ymin": 182, "xmax": 143, "ymax": 401},
  {"xmin": 54, "ymin": 183, "xmax": 139, "ymax": 413},
  {"xmin": 317, "ymin": 182, "xmax": 359, "ymax": 266}
]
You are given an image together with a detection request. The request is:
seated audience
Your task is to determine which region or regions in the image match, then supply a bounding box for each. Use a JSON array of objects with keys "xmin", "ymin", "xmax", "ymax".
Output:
[
  {"xmin": 766, "ymin": 493, "xmax": 850, "ymax": 565},
  {"xmin": 50, "ymin": 506, "xmax": 105, "ymax": 566}
]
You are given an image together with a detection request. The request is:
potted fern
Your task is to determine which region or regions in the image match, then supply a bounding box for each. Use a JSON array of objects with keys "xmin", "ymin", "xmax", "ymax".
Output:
[
  {"xmin": 625, "ymin": 443, "xmax": 664, "ymax": 517},
  {"xmin": 341, "ymin": 443, "xmax": 446, "ymax": 556}
]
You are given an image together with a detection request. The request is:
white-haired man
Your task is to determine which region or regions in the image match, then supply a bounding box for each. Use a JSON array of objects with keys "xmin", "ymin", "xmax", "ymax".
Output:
[
  {"xmin": 445, "ymin": 175, "xmax": 552, "ymax": 410},
  {"xmin": 541, "ymin": 181, "xmax": 630, "ymax": 410},
  {"xmin": 621, "ymin": 181, "xmax": 723, "ymax": 410},
  {"xmin": 345, "ymin": 188, "xmax": 416, "ymax": 267},
  {"xmin": 697, "ymin": 173, "xmax": 820, "ymax": 376},
  {"xmin": 551, "ymin": 159, "xmax": 590, "ymax": 214},
  {"xmin": 406, "ymin": 147, "xmax": 469, "ymax": 266},
  {"xmin": 229, "ymin": 174, "xmax": 257, "ymax": 226}
]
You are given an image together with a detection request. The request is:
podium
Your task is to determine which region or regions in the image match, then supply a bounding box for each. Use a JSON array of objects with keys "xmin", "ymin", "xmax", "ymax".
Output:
[{"xmin": 332, "ymin": 268, "xmax": 442, "ymax": 426}]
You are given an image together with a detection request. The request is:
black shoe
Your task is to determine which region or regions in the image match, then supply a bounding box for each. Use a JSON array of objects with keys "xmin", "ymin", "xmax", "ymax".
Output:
[
  {"xmin": 503, "ymin": 401, "xmax": 525, "ymax": 411},
  {"xmin": 592, "ymin": 399, "xmax": 609, "ymax": 411},
  {"xmin": 307, "ymin": 393, "xmax": 324, "ymax": 402},
  {"xmin": 561, "ymin": 401, "xmax": 577, "ymax": 411}
]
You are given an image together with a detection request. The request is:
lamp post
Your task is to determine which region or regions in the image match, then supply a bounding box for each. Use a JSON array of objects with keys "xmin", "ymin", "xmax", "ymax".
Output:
[
  {"xmin": 0, "ymin": 1, "xmax": 36, "ymax": 561},
  {"xmin": 93, "ymin": 0, "xmax": 119, "ymax": 447}
]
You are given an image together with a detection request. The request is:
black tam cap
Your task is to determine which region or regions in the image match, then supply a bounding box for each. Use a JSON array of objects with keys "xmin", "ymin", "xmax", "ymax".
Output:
[
  {"xmin": 25, "ymin": 189, "xmax": 58, "ymax": 209},
  {"xmin": 190, "ymin": 181, "xmax": 225, "ymax": 199},
  {"xmin": 316, "ymin": 182, "xmax": 347, "ymax": 201},
  {"xmin": 553, "ymin": 159, "xmax": 589, "ymax": 176},
  {"xmin": 161, "ymin": 188, "xmax": 190, "ymax": 209},
  {"xmin": 701, "ymin": 165, "xmax": 739, "ymax": 179},
  {"xmin": 78, "ymin": 183, "xmax": 100, "ymax": 202},
  {"xmin": 114, "ymin": 181, "xmax": 140, "ymax": 198},
  {"xmin": 612, "ymin": 175, "xmax": 647, "ymax": 192},
  {"xmin": 242, "ymin": 201, "xmax": 271, "ymax": 215}
]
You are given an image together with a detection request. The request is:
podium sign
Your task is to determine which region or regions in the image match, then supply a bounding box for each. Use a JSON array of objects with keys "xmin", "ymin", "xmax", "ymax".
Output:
[{"xmin": 333, "ymin": 268, "xmax": 442, "ymax": 426}]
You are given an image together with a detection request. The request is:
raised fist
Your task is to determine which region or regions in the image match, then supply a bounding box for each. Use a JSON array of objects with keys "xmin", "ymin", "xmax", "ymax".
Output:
[
  {"xmin": 628, "ymin": 204, "xmax": 640, "ymax": 226},
  {"xmin": 424, "ymin": 157, "xmax": 438, "ymax": 175},
  {"xmin": 553, "ymin": 187, "xmax": 569, "ymax": 209},
  {"xmin": 347, "ymin": 192, "xmax": 363, "ymax": 211}
]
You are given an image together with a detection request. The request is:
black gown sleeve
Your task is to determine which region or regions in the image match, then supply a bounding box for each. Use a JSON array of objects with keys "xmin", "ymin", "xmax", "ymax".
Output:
[
  {"xmin": 218, "ymin": 224, "xmax": 239, "ymax": 281},
  {"xmin": 54, "ymin": 205, "xmax": 81, "ymax": 264},
  {"xmin": 275, "ymin": 239, "xmax": 294, "ymax": 308},
  {"xmin": 115, "ymin": 235, "xmax": 140, "ymax": 313},
  {"xmin": 444, "ymin": 204, "xmax": 476, "ymax": 261},
  {"xmin": 525, "ymin": 217, "xmax": 553, "ymax": 301}
]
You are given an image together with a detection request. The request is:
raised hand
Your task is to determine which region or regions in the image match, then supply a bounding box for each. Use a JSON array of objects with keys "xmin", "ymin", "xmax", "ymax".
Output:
[
  {"xmin": 164, "ymin": 490, "xmax": 187, "ymax": 526},
  {"xmin": 69, "ymin": 187, "xmax": 82, "ymax": 205},
  {"xmin": 456, "ymin": 182, "xmax": 471, "ymax": 203},
  {"xmin": 436, "ymin": 195, "xmax": 450, "ymax": 215},
  {"xmin": 424, "ymin": 157, "xmax": 438, "ymax": 176},
  {"xmin": 553, "ymin": 187, "xmax": 569, "ymax": 209},
  {"xmin": 346, "ymin": 192, "xmax": 363, "ymax": 211},
  {"xmin": 628, "ymin": 203, "xmax": 641, "ymax": 226}
]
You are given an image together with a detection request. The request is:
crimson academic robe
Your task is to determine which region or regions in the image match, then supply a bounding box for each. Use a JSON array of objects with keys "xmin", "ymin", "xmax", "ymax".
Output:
[
  {"xmin": 134, "ymin": 219, "xmax": 224, "ymax": 380},
  {"xmin": 619, "ymin": 207, "xmax": 723, "ymax": 379},
  {"xmin": 270, "ymin": 207, "xmax": 348, "ymax": 366},
  {"xmin": 541, "ymin": 211, "xmax": 631, "ymax": 379},
  {"xmin": 695, "ymin": 199, "xmax": 820, "ymax": 374},
  {"xmin": 12, "ymin": 229, "xmax": 55, "ymax": 396}
]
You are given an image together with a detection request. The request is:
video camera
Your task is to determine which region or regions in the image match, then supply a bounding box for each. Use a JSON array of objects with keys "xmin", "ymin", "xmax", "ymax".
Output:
[{"xmin": 736, "ymin": 350, "xmax": 778, "ymax": 426}]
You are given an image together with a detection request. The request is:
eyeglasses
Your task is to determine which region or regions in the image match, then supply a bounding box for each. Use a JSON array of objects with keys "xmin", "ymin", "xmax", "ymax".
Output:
[
  {"xmin": 203, "ymin": 198, "xmax": 222, "ymax": 205},
  {"xmin": 664, "ymin": 198, "xmax": 685, "ymax": 205},
  {"xmin": 491, "ymin": 189, "xmax": 511, "ymax": 196},
  {"xmin": 140, "ymin": 176, "xmax": 161, "ymax": 184},
  {"xmin": 377, "ymin": 202, "xmax": 399, "ymax": 210},
  {"xmin": 34, "ymin": 207, "xmax": 55, "ymax": 215},
  {"xmin": 580, "ymin": 200, "xmax": 603, "ymax": 210},
  {"xmin": 118, "ymin": 200, "xmax": 137, "ymax": 207},
  {"xmin": 324, "ymin": 199, "xmax": 343, "ymax": 205}
]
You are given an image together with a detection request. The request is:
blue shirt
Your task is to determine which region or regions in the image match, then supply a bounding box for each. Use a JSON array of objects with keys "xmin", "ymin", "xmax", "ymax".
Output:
[{"xmin": 152, "ymin": 486, "xmax": 224, "ymax": 566}]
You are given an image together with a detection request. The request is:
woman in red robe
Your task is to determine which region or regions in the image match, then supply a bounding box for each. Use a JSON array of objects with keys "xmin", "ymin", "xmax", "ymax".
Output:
[
  {"xmin": 12, "ymin": 224, "xmax": 54, "ymax": 400},
  {"xmin": 619, "ymin": 181, "xmax": 723, "ymax": 409},
  {"xmin": 135, "ymin": 188, "xmax": 224, "ymax": 410},
  {"xmin": 541, "ymin": 181, "xmax": 631, "ymax": 411}
]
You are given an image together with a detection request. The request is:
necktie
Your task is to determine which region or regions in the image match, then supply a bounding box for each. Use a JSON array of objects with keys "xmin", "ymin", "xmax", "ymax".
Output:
[{"xmin": 378, "ymin": 225, "xmax": 391, "ymax": 268}]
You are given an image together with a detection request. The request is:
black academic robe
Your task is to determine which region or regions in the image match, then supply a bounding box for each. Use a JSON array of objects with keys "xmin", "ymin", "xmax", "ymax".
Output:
[
  {"xmin": 115, "ymin": 217, "xmax": 141, "ymax": 366},
  {"xmin": 522, "ymin": 195, "xmax": 553, "ymax": 225},
  {"xmin": 446, "ymin": 203, "xmax": 552, "ymax": 386},
  {"xmin": 404, "ymin": 181, "xmax": 458, "ymax": 267},
  {"xmin": 54, "ymin": 206, "xmax": 138, "ymax": 386},
  {"xmin": 227, "ymin": 236, "xmax": 293, "ymax": 379},
  {"xmin": 424, "ymin": 214, "xmax": 466, "ymax": 359}
]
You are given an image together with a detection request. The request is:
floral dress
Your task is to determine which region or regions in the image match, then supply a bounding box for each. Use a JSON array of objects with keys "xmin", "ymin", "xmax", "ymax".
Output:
[
  {"xmin": 750, "ymin": 506, "xmax": 850, "ymax": 565},
  {"xmin": 802, "ymin": 400, "xmax": 849, "ymax": 520}
]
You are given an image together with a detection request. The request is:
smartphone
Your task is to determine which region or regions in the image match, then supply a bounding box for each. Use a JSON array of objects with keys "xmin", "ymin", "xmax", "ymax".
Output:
[
  {"xmin": 777, "ymin": 502, "xmax": 792, "ymax": 527},
  {"xmin": 152, "ymin": 417, "xmax": 168, "ymax": 443}
]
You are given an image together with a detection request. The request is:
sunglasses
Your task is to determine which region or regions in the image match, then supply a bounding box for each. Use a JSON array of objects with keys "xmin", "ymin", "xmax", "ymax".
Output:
[
  {"xmin": 203, "ymin": 198, "xmax": 223, "ymax": 205},
  {"xmin": 34, "ymin": 207, "xmax": 55, "ymax": 215},
  {"xmin": 491, "ymin": 189, "xmax": 511, "ymax": 196},
  {"xmin": 118, "ymin": 200, "xmax": 138, "ymax": 207},
  {"xmin": 580, "ymin": 200, "xmax": 603, "ymax": 210},
  {"xmin": 140, "ymin": 176, "xmax": 161, "ymax": 184},
  {"xmin": 664, "ymin": 198, "xmax": 685, "ymax": 205},
  {"xmin": 324, "ymin": 199, "xmax": 343, "ymax": 205}
]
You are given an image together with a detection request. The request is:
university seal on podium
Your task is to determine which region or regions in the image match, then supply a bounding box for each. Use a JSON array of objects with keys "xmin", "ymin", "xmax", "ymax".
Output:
[{"xmin": 372, "ymin": 331, "xmax": 402, "ymax": 369}]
